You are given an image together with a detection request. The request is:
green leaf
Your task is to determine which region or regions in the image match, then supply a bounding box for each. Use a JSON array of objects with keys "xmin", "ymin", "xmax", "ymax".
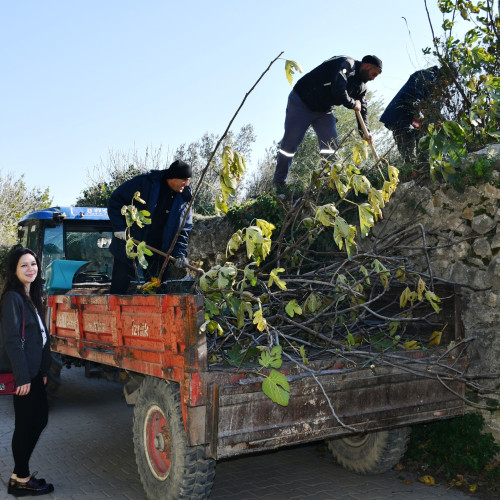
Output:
[
  {"xmin": 258, "ymin": 345, "xmax": 282, "ymax": 368},
  {"xmin": 199, "ymin": 320, "xmax": 223, "ymax": 336},
  {"xmin": 262, "ymin": 369, "xmax": 290, "ymax": 406},
  {"xmin": 299, "ymin": 345, "xmax": 309, "ymax": 365},
  {"xmin": 243, "ymin": 264, "xmax": 258, "ymax": 286},
  {"xmin": 303, "ymin": 292, "xmax": 322, "ymax": 313},
  {"xmin": 204, "ymin": 297, "xmax": 220, "ymax": 316},
  {"xmin": 285, "ymin": 299, "xmax": 302, "ymax": 317}
]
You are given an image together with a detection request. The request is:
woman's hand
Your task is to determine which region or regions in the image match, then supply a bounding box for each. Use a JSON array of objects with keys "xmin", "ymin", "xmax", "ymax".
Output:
[
  {"xmin": 43, "ymin": 376, "xmax": 47, "ymax": 385},
  {"xmin": 15, "ymin": 383, "xmax": 31, "ymax": 396}
]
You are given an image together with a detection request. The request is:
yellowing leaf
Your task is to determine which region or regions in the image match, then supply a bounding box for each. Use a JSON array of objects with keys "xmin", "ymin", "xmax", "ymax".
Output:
[
  {"xmin": 256, "ymin": 219, "xmax": 276, "ymax": 238},
  {"xmin": 400, "ymin": 287, "xmax": 411, "ymax": 308},
  {"xmin": 352, "ymin": 142, "xmax": 368, "ymax": 165},
  {"xmin": 226, "ymin": 230, "xmax": 244, "ymax": 256},
  {"xmin": 253, "ymin": 309, "xmax": 268, "ymax": 332},
  {"xmin": 425, "ymin": 290, "xmax": 441, "ymax": 313},
  {"xmin": 285, "ymin": 59, "xmax": 303, "ymax": 86},
  {"xmin": 133, "ymin": 191, "xmax": 146, "ymax": 204},
  {"xmin": 419, "ymin": 475, "xmax": 435, "ymax": 486},
  {"xmin": 417, "ymin": 277, "xmax": 426, "ymax": 301},
  {"xmin": 268, "ymin": 268, "xmax": 287, "ymax": 290},
  {"xmin": 428, "ymin": 329, "xmax": 443, "ymax": 346},
  {"xmin": 404, "ymin": 340, "xmax": 421, "ymax": 350},
  {"xmin": 316, "ymin": 203, "xmax": 339, "ymax": 227},
  {"xmin": 141, "ymin": 277, "xmax": 161, "ymax": 294},
  {"xmin": 215, "ymin": 195, "xmax": 228, "ymax": 215},
  {"xmin": 358, "ymin": 203, "xmax": 375, "ymax": 238}
]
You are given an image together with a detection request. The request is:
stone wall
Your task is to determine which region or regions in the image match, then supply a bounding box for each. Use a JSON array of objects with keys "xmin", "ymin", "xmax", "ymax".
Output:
[
  {"xmin": 187, "ymin": 147, "xmax": 500, "ymax": 438},
  {"xmin": 362, "ymin": 146, "xmax": 500, "ymax": 439}
]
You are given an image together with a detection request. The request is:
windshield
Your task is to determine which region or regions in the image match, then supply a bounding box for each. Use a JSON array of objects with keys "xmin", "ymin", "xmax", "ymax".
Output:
[{"xmin": 65, "ymin": 226, "xmax": 113, "ymax": 279}]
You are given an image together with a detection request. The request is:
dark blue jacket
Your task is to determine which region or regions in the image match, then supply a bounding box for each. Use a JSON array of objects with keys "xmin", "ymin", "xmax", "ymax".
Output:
[
  {"xmin": 380, "ymin": 66, "xmax": 440, "ymax": 130},
  {"xmin": 0, "ymin": 291, "xmax": 51, "ymax": 387},
  {"xmin": 107, "ymin": 170, "xmax": 193, "ymax": 264},
  {"xmin": 294, "ymin": 56, "xmax": 369, "ymax": 131}
]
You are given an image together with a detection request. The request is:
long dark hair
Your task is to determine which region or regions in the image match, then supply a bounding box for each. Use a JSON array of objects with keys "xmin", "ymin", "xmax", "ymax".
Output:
[{"xmin": 0, "ymin": 247, "xmax": 44, "ymax": 317}]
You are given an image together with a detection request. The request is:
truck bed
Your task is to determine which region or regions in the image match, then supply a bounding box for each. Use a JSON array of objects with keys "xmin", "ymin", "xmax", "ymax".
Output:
[{"xmin": 47, "ymin": 289, "xmax": 466, "ymax": 459}]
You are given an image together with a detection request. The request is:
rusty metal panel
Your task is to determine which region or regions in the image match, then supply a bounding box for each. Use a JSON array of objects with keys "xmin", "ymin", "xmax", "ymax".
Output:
[{"xmin": 48, "ymin": 294, "xmax": 207, "ymax": 386}]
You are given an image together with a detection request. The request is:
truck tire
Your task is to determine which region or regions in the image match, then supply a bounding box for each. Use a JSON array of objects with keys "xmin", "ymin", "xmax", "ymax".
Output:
[
  {"xmin": 46, "ymin": 353, "xmax": 63, "ymax": 402},
  {"xmin": 326, "ymin": 427, "xmax": 410, "ymax": 474},
  {"xmin": 133, "ymin": 377, "xmax": 215, "ymax": 500}
]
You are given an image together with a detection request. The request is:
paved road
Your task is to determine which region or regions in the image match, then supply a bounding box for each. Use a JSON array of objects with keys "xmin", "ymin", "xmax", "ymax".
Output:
[{"xmin": 0, "ymin": 366, "xmax": 474, "ymax": 500}]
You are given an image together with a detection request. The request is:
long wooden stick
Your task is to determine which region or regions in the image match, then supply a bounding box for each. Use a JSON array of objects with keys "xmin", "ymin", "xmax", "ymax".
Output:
[{"xmin": 355, "ymin": 109, "xmax": 380, "ymax": 161}]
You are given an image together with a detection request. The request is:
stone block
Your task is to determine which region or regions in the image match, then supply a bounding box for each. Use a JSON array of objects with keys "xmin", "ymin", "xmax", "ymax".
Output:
[
  {"xmin": 462, "ymin": 206, "xmax": 474, "ymax": 220},
  {"xmin": 491, "ymin": 233, "xmax": 500, "ymax": 250},
  {"xmin": 486, "ymin": 255, "xmax": 500, "ymax": 290},
  {"xmin": 484, "ymin": 183, "xmax": 500, "ymax": 200},
  {"xmin": 472, "ymin": 237, "xmax": 492, "ymax": 259},
  {"xmin": 471, "ymin": 213, "xmax": 496, "ymax": 234}
]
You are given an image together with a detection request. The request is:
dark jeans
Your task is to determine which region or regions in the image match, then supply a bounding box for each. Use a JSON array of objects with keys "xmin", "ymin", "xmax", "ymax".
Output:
[
  {"xmin": 12, "ymin": 372, "xmax": 48, "ymax": 478},
  {"xmin": 274, "ymin": 90, "xmax": 338, "ymax": 185}
]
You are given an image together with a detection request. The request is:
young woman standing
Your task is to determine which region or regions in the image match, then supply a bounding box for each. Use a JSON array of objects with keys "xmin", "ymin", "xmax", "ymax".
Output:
[{"xmin": 0, "ymin": 247, "xmax": 54, "ymax": 496}]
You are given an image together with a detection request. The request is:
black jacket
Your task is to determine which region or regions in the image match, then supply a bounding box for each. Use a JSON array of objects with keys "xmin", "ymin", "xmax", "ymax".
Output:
[
  {"xmin": 0, "ymin": 291, "xmax": 51, "ymax": 386},
  {"xmin": 107, "ymin": 170, "xmax": 193, "ymax": 264},
  {"xmin": 294, "ymin": 56, "xmax": 369, "ymax": 132},
  {"xmin": 380, "ymin": 66, "xmax": 440, "ymax": 130}
]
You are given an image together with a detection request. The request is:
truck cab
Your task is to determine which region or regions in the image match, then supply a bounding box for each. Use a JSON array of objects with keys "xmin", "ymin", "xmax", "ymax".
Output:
[{"xmin": 18, "ymin": 206, "xmax": 113, "ymax": 290}]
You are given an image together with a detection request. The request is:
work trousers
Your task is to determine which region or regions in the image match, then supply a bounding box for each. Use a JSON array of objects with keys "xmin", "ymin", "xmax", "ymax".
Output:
[
  {"xmin": 12, "ymin": 372, "xmax": 48, "ymax": 479},
  {"xmin": 392, "ymin": 127, "xmax": 422, "ymax": 163},
  {"xmin": 110, "ymin": 256, "xmax": 179, "ymax": 294},
  {"xmin": 274, "ymin": 90, "xmax": 338, "ymax": 185}
]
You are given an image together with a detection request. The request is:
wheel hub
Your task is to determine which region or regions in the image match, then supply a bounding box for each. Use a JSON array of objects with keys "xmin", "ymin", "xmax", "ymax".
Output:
[{"xmin": 144, "ymin": 405, "xmax": 172, "ymax": 480}]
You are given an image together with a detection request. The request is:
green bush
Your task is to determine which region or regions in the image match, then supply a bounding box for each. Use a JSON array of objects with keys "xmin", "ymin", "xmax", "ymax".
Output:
[
  {"xmin": 226, "ymin": 194, "xmax": 286, "ymax": 231},
  {"xmin": 407, "ymin": 413, "xmax": 500, "ymax": 480}
]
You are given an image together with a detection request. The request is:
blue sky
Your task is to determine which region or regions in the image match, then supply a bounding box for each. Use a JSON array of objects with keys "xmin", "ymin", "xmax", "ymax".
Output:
[{"xmin": 1, "ymin": 1, "xmax": 449, "ymax": 206}]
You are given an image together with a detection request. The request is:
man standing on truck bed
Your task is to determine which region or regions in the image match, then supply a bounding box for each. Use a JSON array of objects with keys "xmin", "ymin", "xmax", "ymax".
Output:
[
  {"xmin": 107, "ymin": 160, "xmax": 193, "ymax": 294},
  {"xmin": 273, "ymin": 54, "xmax": 383, "ymax": 190}
]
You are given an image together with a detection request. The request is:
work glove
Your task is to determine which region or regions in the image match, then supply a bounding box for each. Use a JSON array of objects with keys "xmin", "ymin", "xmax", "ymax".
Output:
[
  {"xmin": 114, "ymin": 231, "xmax": 127, "ymax": 241},
  {"xmin": 174, "ymin": 255, "xmax": 187, "ymax": 269}
]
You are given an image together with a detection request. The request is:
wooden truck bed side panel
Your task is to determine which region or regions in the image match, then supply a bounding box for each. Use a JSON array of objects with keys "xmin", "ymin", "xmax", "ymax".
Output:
[{"xmin": 209, "ymin": 363, "xmax": 466, "ymax": 459}]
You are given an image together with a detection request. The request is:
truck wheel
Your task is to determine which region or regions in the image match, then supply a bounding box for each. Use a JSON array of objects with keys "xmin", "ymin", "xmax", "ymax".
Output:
[
  {"xmin": 46, "ymin": 353, "xmax": 63, "ymax": 402},
  {"xmin": 133, "ymin": 377, "xmax": 215, "ymax": 500},
  {"xmin": 326, "ymin": 427, "xmax": 410, "ymax": 474}
]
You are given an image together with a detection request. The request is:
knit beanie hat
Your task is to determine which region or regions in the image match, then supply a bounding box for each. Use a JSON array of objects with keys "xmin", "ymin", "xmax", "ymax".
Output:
[
  {"xmin": 361, "ymin": 55, "xmax": 383, "ymax": 70},
  {"xmin": 165, "ymin": 160, "xmax": 192, "ymax": 179}
]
